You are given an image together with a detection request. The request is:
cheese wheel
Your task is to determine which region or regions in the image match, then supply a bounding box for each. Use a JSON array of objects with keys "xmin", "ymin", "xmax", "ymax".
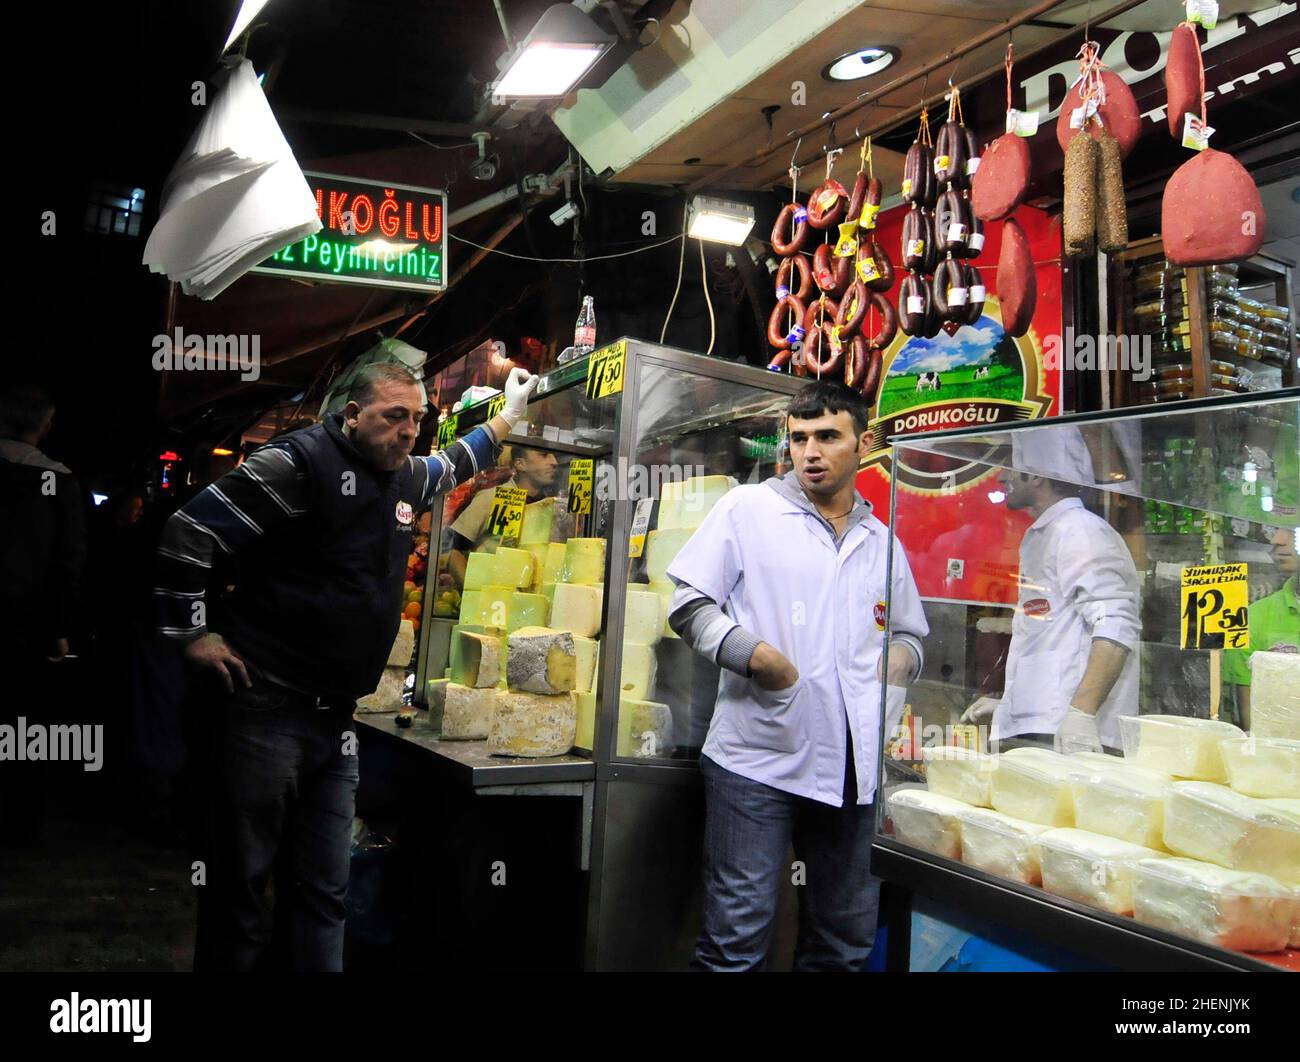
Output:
[
  {"xmin": 487, "ymin": 689, "xmax": 577, "ymax": 757},
  {"xmin": 506, "ymin": 626, "xmax": 578, "ymax": 695}
]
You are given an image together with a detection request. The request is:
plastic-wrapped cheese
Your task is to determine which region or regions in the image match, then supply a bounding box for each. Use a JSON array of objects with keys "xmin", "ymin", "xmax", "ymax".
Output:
[
  {"xmin": 645, "ymin": 527, "xmax": 694, "ymax": 582},
  {"xmin": 1067, "ymin": 759, "xmax": 1172, "ymax": 850},
  {"xmin": 991, "ymin": 749, "xmax": 1078, "ymax": 827},
  {"xmin": 887, "ymin": 789, "xmax": 968, "ymax": 860},
  {"xmin": 519, "ymin": 498, "xmax": 555, "ymax": 545},
  {"xmin": 507, "ymin": 591, "xmax": 550, "ymax": 632},
  {"xmin": 1219, "ymin": 737, "xmax": 1300, "ymax": 799},
  {"xmin": 657, "ymin": 475, "xmax": 736, "ymax": 531},
  {"xmin": 493, "ymin": 546, "xmax": 535, "ymax": 589},
  {"xmin": 573, "ymin": 636, "xmax": 598, "ymax": 694},
  {"xmin": 645, "ymin": 580, "xmax": 680, "ymax": 638},
  {"xmin": 550, "ymin": 583, "xmax": 603, "ymax": 638},
  {"xmin": 618, "ymin": 641, "xmax": 657, "ymax": 700},
  {"xmin": 956, "ymin": 807, "xmax": 1049, "ymax": 884},
  {"xmin": 458, "ymin": 590, "xmax": 484, "ymax": 626},
  {"xmin": 506, "ymin": 626, "xmax": 577, "ymax": 694},
  {"xmin": 616, "ymin": 697, "xmax": 673, "ymax": 758},
  {"xmin": 480, "ymin": 585, "xmax": 513, "ymax": 631},
  {"xmin": 1163, "ymin": 782, "xmax": 1300, "ymax": 884},
  {"xmin": 1251, "ymin": 650, "xmax": 1300, "ymax": 740},
  {"xmin": 462, "ymin": 551, "xmax": 496, "ymax": 591},
  {"xmin": 560, "ymin": 537, "xmax": 606, "ymax": 584},
  {"xmin": 1038, "ymin": 828, "xmax": 1165, "ymax": 914},
  {"xmin": 442, "ymin": 682, "xmax": 496, "ymax": 740},
  {"xmin": 922, "ymin": 747, "xmax": 997, "ymax": 807},
  {"xmin": 1119, "ymin": 714, "xmax": 1243, "ymax": 780},
  {"xmin": 450, "ymin": 630, "xmax": 502, "ymax": 688},
  {"xmin": 624, "ymin": 587, "xmax": 664, "ymax": 645},
  {"xmin": 1133, "ymin": 857, "xmax": 1297, "ymax": 953},
  {"xmin": 487, "ymin": 689, "xmax": 577, "ymax": 757}
]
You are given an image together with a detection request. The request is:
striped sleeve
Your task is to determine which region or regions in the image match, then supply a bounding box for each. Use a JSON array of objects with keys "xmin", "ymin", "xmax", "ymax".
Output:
[
  {"xmin": 154, "ymin": 445, "xmax": 306, "ymax": 642},
  {"xmin": 417, "ymin": 425, "xmax": 501, "ymax": 509}
]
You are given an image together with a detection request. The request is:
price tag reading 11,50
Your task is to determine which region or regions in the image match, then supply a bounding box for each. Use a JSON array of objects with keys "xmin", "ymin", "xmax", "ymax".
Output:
[
  {"xmin": 486, "ymin": 485, "xmax": 528, "ymax": 547},
  {"xmin": 1180, "ymin": 563, "xmax": 1249, "ymax": 650},
  {"xmin": 585, "ymin": 340, "xmax": 627, "ymax": 400}
]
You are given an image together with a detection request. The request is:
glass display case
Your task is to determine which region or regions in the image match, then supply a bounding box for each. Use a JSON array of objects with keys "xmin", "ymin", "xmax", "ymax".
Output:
[{"xmin": 874, "ymin": 390, "xmax": 1300, "ymax": 972}]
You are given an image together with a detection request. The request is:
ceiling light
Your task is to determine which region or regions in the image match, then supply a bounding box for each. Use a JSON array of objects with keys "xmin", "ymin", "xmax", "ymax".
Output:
[
  {"xmin": 223, "ymin": 0, "xmax": 274, "ymax": 54},
  {"xmin": 493, "ymin": 5, "xmax": 615, "ymax": 100},
  {"xmin": 824, "ymin": 47, "xmax": 898, "ymax": 83},
  {"xmin": 687, "ymin": 196, "xmax": 755, "ymax": 246}
]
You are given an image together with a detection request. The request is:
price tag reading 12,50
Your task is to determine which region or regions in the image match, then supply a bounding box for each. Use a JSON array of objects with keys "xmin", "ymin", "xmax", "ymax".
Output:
[
  {"xmin": 486, "ymin": 485, "xmax": 528, "ymax": 547},
  {"xmin": 1180, "ymin": 563, "xmax": 1250, "ymax": 650},
  {"xmin": 567, "ymin": 459, "xmax": 594, "ymax": 515},
  {"xmin": 585, "ymin": 340, "xmax": 627, "ymax": 400}
]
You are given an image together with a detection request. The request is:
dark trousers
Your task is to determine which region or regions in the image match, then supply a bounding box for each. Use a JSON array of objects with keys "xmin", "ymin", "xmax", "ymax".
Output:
[
  {"xmin": 194, "ymin": 674, "xmax": 359, "ymax": 972},
  {"xmin": 692, "ymin": 750, "xmax": 879, "ymax": 972}
]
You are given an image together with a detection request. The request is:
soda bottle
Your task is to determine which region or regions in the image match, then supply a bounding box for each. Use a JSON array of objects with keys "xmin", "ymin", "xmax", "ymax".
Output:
[{"xmin": 574, "ymin": 295, "xmax": 596, "ymax": 357}]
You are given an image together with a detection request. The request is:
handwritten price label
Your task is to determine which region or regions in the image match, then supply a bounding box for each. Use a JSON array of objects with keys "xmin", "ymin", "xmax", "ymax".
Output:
[
  {"xmin": 436, "ymin": 413, "xmax": 459, "ymax": 450},
  {"xmin": 485, "ymin": 485, "xmax": 527, "ymax": 547},
  {"xmin": 1180, "ymin": 563, "xmax": 1249, "ymax": 650},
  {"xmin": 585, "ymin": 339, "xmax": 626, "ymax": 400},
  {"xmin": 567, "ymin": 459, "xmax": 594, "ymax": 515}
]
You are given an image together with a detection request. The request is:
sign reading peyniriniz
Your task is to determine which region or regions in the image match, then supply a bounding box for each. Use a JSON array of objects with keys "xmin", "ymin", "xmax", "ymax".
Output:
[{"xmin": 250, "ymin": 172, "xmax": 447, "ymax": 292}]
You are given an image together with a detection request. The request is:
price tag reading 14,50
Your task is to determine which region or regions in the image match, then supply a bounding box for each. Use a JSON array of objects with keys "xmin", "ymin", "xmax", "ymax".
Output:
[
  {"xmin": 585, "ymin": 340, "xmax": 627, "ymax": 400},
  {"xmin": 486, "ymin": 485, "xmax": 527, "ymax": 547},
  {"xmin": 1180, "ymin": 563, "xmax": 1249, "ymax": 650},
  {"xmin": 436, "ymin": 413, "xmax": 459, "ymax": 450}
]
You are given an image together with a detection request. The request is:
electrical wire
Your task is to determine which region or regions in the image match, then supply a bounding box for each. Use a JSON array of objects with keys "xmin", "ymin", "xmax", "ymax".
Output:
[
  {"xmin": 406, "ymin": 131, "xmax": 476, "ymax": 151},
  {"xmin": 699, "ymin": 237, "xmax": 716, "ymax": 355},
  {"xmin": 450, "ymin": 231, "xmax": 683, "ymax": 263},
  {"xmin": 660, "ymin": 201, "xmax": 690, "ymax": 343}
]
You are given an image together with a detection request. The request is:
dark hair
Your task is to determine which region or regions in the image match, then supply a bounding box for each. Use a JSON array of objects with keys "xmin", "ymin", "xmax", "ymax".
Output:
[
  {"xmin": 787, "ymin": 381, "xmax": 870, "ymax": 437},
  {"xmin": 0, "ymin": 383, "xmax": 55, "ymax": 440},
  {"xmin": 348, "ymin": 363, "xmax": 422, "ymax": 409}
]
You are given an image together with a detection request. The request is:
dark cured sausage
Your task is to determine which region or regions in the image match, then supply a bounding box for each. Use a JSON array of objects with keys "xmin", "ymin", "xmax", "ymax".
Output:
[
  {"xmin": 965, "ymin": 213, "xmax": 986, "ymax": 258},
  {"xmin": 971, "ymin": 133, "xmax": 1030, "ymax": 221},
  {"xmin": 997, "ymin": 217, "xmax": 1036, "ymax": 338},
  {"xmin": 799, "ymin": 327, "xmax": 843, "ymax": 377},
  {"xmin": 1162, "ymin": 148, "xmax": 1267, "ymax": 266},
  {"xmin": 965, "ymin": 262, "xmax": 986, "ymax": 325},
  {"xmin": 813, "ymin": 243, "xmax": 852, "ymax": 296},
  {"xmin": 933, "ymin": 121, "xmax": 968, "ymax": 189},
  {"xmin": 776, "ymin": 254, "xmax": 813, "ymax": 301},
  {"xmin": 767, "ymin": 293, "xmax": 808, "ymax": 351},
  {"xmin": 861, "ymin": 345, "xmax": 883, "ymax": 405},
  {"xmin": 807, "ymin": 179, "xmax": 848, "ymax": 230},
  {"xmin": 802, "ymin": 295, "xmax": 840, "ymax": 340},
  {"xmin": 844, "ymin": 335, "xmax": 869, "ymax": 388},
  {"xmin": 902, "ymin": 209, "xmax": 927, "ymax": 271},
  {"xmin": 855, "ymin": 176, "xmax": 883, "ymax": 230},
  {"xmin": 771, "ymin": 202, "xmax": 809, "ymax": 256},
  {"xmin": 963, "ymin": 127, "xmax": 981, "ymax": 183},
  {"xmin": 921, "ymin": 210, "xmax": 941, "ymax": 275},
  {"xmin": 1165, "ymin": 23, "xmax": 1202, "ymax": 138},
  {"xmin": 847, "ymin": 173, "xmax": 869, "ymax": 226},
  {"xmin": 898, "ymin": 273, "xmax": 929, "ymax": 336},
  {"xmin": 902, "ymin": 141, "xmax": 934, "ymax": 208},
  {"xmin": 937, "ymin": 187, "xmax": 969, "ymax": 255},
  {"xmin": 931, "ymin": 258, "xmax": 970, "ymax": 324},
  {"xmin": 1055, "ymin": 69, "xmax": 1141, "ymax": 160},
  {"xmin": 835, "ymin": 280, "xmax": 869, "ymax": 337},
  {"xmin": 863, "ymin": 289, "xmax": 898, "ymax": 350},
  {"xmin": 857, "ymin": 236, "xmax": 894, "ymax": 293}
]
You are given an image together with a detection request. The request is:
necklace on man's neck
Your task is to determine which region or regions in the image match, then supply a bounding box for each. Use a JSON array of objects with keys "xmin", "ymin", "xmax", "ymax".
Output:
[{"xmin": 818, "ymin": 500, "xmax": 856, "ymax": 522}]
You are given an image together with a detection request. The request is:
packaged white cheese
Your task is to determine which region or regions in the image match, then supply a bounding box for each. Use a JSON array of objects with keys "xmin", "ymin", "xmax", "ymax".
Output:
[
  {"xmin": 1162, "ymin": 782, "xmax": 1300, "ymax": 885},
  {"xmin": 1067, "ymin": 760, "xmax": 1172, "ymax": 850},
  {"xmin": 1132, "ymin": 857, "xmax": 1296, "ymax": 954},
  {"xmin": 956, "ymin": 807, "xmax": 1049, "ymax": 885},
  {"xmin": 1250, "ymin": 650, "xmax": 1300, "ymax": 741},
  {"xmin": 922, "ymin": 746, "xmax": 997, "ymax": 807},
  {"xmin": 1038, "ymin": 828, "xmax": 1165, "ymax": 915},
  {"xmin": 1219, "ymin": 737, "xmax": 1300, "ymax": 799},
  {"xmin": 990, "ymin": 748, "xmax": 1077, "ymax": 827},
  {"xmin": 1118, "ymin": 714, "xmax": 1243, "ymax": 781},
  {"xmin": 887, "ymin": 788, "xmax": 968, "ymax": 860}
]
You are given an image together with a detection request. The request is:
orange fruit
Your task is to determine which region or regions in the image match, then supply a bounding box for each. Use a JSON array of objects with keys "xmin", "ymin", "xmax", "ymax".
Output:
[{"xmin": 403, "ymin": 602, "xmax": 421, "ymax": 619}]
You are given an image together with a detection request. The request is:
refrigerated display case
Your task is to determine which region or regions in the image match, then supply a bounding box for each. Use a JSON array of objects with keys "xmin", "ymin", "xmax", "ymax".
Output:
[
  {"xmin": 365, "ymin": 337, "xmax": 805, "ymax": 968},
  {"xmin": 873, "ymin": 390, "xmax": 1300, "ymax": 972}
]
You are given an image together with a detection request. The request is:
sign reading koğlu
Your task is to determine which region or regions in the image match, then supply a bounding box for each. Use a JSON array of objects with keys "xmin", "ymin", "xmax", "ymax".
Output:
[{"xmin": 251, "ymin": 172, "xmax": 447, "ymax": 292}]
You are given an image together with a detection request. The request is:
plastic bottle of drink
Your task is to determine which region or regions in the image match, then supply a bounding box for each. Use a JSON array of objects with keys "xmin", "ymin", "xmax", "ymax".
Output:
[{"xmin": 573, "ymin": 295, "xmax": 596, "ymax": 357}]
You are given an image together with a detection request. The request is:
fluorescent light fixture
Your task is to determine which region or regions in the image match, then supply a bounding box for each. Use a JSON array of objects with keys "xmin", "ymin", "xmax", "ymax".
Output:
[
  {"xmin": 92, "ymin": 493, "xmax": 109, "ymax": 507},
  {"xmin": 687, "ymin": 196, "xmax": 756, "ymax": 246},
  {"xmin": 493, "ymin": 4, "xmax": 615, "ymax": 99},
  {"xmin": 824, "ymin": 46, "xmax": 898, "ymax": 82},
  {"xmin": 223, "ymin": 0, "xmax": 274, "ymax": 54}
]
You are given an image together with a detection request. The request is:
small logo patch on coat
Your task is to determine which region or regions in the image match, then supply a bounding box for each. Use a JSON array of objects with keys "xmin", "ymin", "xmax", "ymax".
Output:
[
  {"xmin": 874, "ymin": 601, "xmax": 887, "ymax": 630},
  {"xmin": 1023, "ymin": 598, "xmax": 1051, "ymax": 617},
  {"xmin": 395, "ymin": 500, "xmax": 413, "ymax": 525}
]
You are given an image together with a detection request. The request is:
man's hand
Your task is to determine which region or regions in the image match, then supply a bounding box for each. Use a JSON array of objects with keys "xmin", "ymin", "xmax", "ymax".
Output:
[
  {"xmin": 749, "ymin": 641, "xmax": 799, "ymax": 691},
  {"xmin": 960, "ymin": 695, "xmax": 1000, "ymax": 725},
  {"xmin": 487, "ymin": 367, "xmax": 540, "ymax": 442},
  {"xmin": 47, "ymin": 637, "xmax": 70, "ymax": 663},
  {"xmin": 877, "ymin": 642, "xmax": 919, "ymax": 686},
  {"xmin": 183, "ymin": 633, "xmax": 253, "ymax": 693},
  {"xmin": 1055, "ymin": 707, "xmax": 1102, "ymax": 755}
]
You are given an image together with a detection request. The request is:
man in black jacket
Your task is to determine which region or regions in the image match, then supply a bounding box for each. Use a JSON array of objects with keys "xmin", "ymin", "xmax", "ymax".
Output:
[{"xmin": 155, "ymin": 362, "xmax": 537, "ymax": 970}]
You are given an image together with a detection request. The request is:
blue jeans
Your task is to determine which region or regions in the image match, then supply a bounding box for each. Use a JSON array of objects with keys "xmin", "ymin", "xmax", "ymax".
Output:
[
  {"xmin": 195, "ymin": 674, "xmax": 359, "ymax": 972},
  {"xmin": 692, "ymin": 752, "xmax": 879, "ymax": 971}
]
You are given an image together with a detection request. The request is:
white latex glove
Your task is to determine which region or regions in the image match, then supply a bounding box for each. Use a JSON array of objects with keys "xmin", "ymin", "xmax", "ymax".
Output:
[
  {"xmin": 1055, "ymin": 707, "xmax": 1102, "ymax": 755},
  {"xmin": 501, "ymin": 366, "xmax": 539, "ymax": 427},
  {"xmin": 960, "ymin": 695, "xmax": 1000, "ymax": 725},
  {"xmin": 884, "ymin": 685, "xmax": 908, "ymax": 743}
]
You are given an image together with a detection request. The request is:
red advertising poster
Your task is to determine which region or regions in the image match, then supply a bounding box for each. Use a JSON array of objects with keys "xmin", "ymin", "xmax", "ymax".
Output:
[{"xmin": 855, "ymin": 203, "xmax": 1063, "ymax": 605}]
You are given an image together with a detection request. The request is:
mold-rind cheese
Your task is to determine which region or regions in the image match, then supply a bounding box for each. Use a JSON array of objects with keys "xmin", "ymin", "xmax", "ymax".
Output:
[
  {"xmin": 887, "ymin": 789, "xmax": 969, "ymax": 860},
  {"xmin": 923, "ymin": 747, "xmax": 997, "ymax": 807},
  {"xmin": 506, "ymin": 626, "xmax": 577, "ymax": 694},
  {"xmin": 452, "ymin": 630, "xmax": 503, "ymax": 688},
  {"xmin": 1132, "ymin": 857, "xmax": 1296, "ymax": 953},
  {"xmin": 956, "ymin": 807, "xmax": 1050, "ymax": 884},
  {"xmin": 486, "ymin": 689, "xmax": 577, "ymax": 758},
  {"xmin": 551, "ymin": 583, "xmax": 603, "ymax": 638},
  {"xmin": 1162, "ymin": 782, "xmax": 1300, "ymax": 884},
  {"xmin": 442, "ymin": 682, "xmax": 496, "ymax": 740},
  {"xmin": 1038, "ymin": 828, "xmax": 1165, "ymax": 914},
  {"xmin": 1219, "ymin": 737, "xmax": 1300, "ymax": 799},
  {"xmin": 616, "ymin": 697, "xmax": 672, "ymax": 758},
  {"xmin": 1119, "ymin": 714, "xmax": 1243, "ymax": 781},
  {"xmin": 560, "ymin": 537, "xmax": 606, "ymax": 584}
]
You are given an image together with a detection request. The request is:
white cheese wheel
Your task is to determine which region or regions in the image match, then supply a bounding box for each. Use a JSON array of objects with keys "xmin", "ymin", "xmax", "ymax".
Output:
[
  {"xmin": 991, "ymin": 749, "xmax": 1077, "ymax": 827},
  {"xmin": 487, "ymin": 689, "xmax": 577, "ymax": 757},
  {"xmin": 1067, "ymin": 759, "xmax": 1172, "ymax": 850},
  {"xmin": 442, "ymin": 683, "xmax": 496, "ymax": 740},
  {"xmin": 657, "ymin": 475, "xmax": 735, "ymax": 531},
  {"xmin": 550, "ymin": 583, "xmax": 603, "ymax": 638},
  {"xmin": 645, "ymin": 527, "xmax": 695, "ymax": 582},
  {"xmin": 623, "ymin": 588, "xmax": 664, "ymax": 646},
  {"xmin": 560, "ymin": 537, "xmax": 606, "ymax": 584},
  {"xmin": 616, "ymin": 697, "xmax": 673, "ymax": 758},
  {"xmin": 618, "ymin": 641, "xmax": 658, "ymax": 701},
  {"xmin": 1251, "ymin": 651, "xmax": 1300, "ymax": 740}
]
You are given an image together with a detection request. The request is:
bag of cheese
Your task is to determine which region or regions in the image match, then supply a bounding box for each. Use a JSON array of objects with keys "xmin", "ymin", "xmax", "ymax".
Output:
[
  {"xmin": 886, "ymin": 788, "xmax": 967, "ymax": 860},
  {"xmin": 1038, "ymin": 828, "xmax": 1165, "ymax": 915},
  {"xmin": 1219, "ymin": 737, "xmax": 1300, "ymax": 800},
  {"xmin": 1118, "ymin": 714, "xmax": 1242, "ymax": 781},
  {"xmin": 1133, "ymin": 857, "xmax": 1296, "ymax": 954},
  {"xmin": 956, "ymin": 807, "xmax": 1049, "ymax": 884},
  {"xmin": 1163, "ymin": 782, "xmax": 1300, "ymax": 884},
  {"xmin": 922, "ymin": 746, "xmax": 997, "ymax": 807},
  {"xmin": 1250, "ymin": 650, "xmax": 1300, "ymax": 741},
  {"xmin": 1067, "ymin": 759, "xmax": 1172, "ymax": 850},
  {"xmin": 991, "ymin": 748, "xmax": 1077, "ymax": 827}
]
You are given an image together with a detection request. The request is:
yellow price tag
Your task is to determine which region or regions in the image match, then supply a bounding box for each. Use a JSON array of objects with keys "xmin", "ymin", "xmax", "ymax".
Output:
[
  {"xmin": 485, "ymin": 392, "xmax": 506, "ymax": 420},
  {"xmin": 1180, "ymin": 563, "xmax": 1250, "ymax": 650},
  {"xmin": 857, "ymin": 257, "xmax": 881, "ymax": 283},
  {"xmin": 486, "ymin": 485, "xmax": 528, "ymax": 547},
  {"xmin": 567, "ymin": 459, "xmax": 594, "ymax": 516},
  {"xmin": 436, "ymin": 413, "xmax": 459, "ymax": 450},
  {"xmin": 585, "ymin": 339, "xmax": 626, "ymax": 400},
  {"xmin": 860, "ymin": 203, "xmax": 880, "ymax": 230},
  {"xmin": 834, "ymin": 220, "xmax": 859, "ymax": 256}
]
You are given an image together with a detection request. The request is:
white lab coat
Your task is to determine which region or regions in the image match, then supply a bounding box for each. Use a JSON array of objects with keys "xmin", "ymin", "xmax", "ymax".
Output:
[
  {"xmin": 667, "ymin": 482, "xmax": 930, "ymax": 806},
  {"xmin": 993, "ymin": 497, "xmax": 1141, "ymax": 748}
]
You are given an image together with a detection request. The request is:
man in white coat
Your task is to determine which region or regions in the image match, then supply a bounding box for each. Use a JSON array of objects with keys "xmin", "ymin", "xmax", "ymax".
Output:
[{"xmin": 667, "ymin": 381, "xmax": 929, "ymax": 971}]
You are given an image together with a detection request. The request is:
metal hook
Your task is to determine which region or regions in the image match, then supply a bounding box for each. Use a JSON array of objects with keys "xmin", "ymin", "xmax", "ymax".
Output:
[{"xmin": 789, "ymin": 134, "xmax": 804, "ymax": 171}]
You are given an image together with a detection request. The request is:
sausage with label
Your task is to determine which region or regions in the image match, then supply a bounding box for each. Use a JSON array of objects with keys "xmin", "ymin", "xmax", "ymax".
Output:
[
  {"xmin": 971, "ymin": 133, "xmax": 1031, "ymax": 221},
  {"xmin": 813, "ymin": 242, "xmax": 853, "ymax": 297},
  {"xmin": 1165, "ymin": 23, "xmax": 1202, "ymax": 139},
  {"xmin": 857, "ymin": 236, "xmax": 894, "ymax": 293},
  {"xmin": 775, "ymin": 254, "xmax": 813, "ymax": 301},
  {"xmin": 767, "ymin": 293, "xmax": 808, "ymax": 352},
  {"xmin": 898, "ymin": 273, "xmax": 930, "ymax": 337},
  {"xmin": 771, "ymin": 202, "xmax": 809, "ymax": 256},
  {"xmin": 807, "ymin": 179, "xmax": 848, "ymax": 231}
]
